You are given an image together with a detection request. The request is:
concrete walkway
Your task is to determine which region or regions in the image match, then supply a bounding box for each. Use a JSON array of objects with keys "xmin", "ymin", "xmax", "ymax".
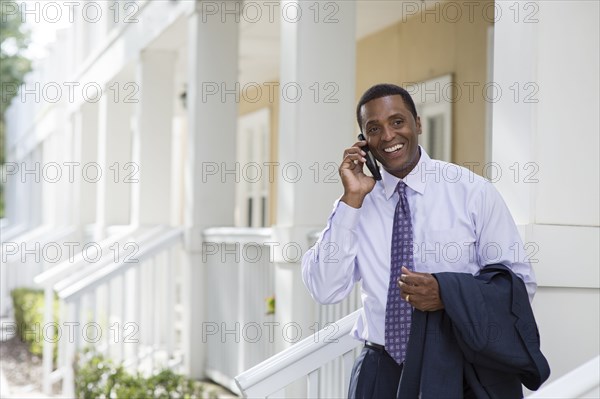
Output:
[
  {"xmin": 1, "ymin": 317, "xmax": 54, "ymax": 398},
  {"xmin": 0, "ymin": 366, "xmax": 55, "ymax": 399},
  {"xmin": 0, "ymin": 366, "xmax": 10, "ymax": 398}
]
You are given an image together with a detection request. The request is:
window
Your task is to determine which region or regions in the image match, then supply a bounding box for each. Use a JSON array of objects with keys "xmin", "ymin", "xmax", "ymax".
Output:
[
  {"xmin": 406, "ymin": 74, "xmax": 453, "ymax": 162},
  {"xmin": 236, "ymin": 108, "xmax": 270, "ymax": 227}
]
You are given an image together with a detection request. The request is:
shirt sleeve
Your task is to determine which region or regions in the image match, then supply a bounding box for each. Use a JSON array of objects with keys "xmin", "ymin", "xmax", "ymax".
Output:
[
  {"xmin": 301, "ymin": 200, "xmax": 362, "ymax": 304},
  {"xmin": 474, "ymin": 181, "xmax": 538, "ymax": 301}
]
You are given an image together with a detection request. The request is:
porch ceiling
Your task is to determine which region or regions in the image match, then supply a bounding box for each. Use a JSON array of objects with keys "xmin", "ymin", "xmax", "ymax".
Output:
[
  {"xmin": 148, "ymin": 1, "xmax": 410, "ymax": 85},
  {"xmin": 239, "ymin": 0, "xmax": 409, "ymax": 84}
]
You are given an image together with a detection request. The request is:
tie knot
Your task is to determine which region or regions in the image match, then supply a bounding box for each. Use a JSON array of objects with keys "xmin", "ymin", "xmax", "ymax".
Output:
[{"xmin": 395, "ymin": 181, "xmax": 407, "ymax": 196}]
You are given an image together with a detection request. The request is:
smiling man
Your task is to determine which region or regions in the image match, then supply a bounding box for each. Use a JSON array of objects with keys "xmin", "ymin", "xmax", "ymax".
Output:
[{"xmin": 301, "ymin": 84, "xmax": 541, "ymax": 398}]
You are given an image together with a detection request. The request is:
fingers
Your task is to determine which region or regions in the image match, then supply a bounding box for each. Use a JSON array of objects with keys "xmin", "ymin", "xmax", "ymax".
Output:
[
  {"xmin": 341, "ymin": 147, "xmax": 367, "ymax": 169},
  {"xmin": 340, "ymin": 140, "xmax": 369, "ymax": 171},
  {"xmin": 397, "ymin": 268, "xmax": 434, "ymax": 296},
  {"xmin": 397, "ymin": 269, "xmax": 444, "ymax": 312},
  {"xmin": 400, "ymin": 267, "xmax": 431, "ymax": 286},
  {"xmin": 342, "ymin": 146, "xmax": 367, "ymax": 160}
]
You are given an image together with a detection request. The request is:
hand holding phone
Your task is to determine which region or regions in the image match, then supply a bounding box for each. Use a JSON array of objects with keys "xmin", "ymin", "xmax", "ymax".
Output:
[{"xmin": 358, "ymin": 134, "xmax": 382, "ymax": 181}]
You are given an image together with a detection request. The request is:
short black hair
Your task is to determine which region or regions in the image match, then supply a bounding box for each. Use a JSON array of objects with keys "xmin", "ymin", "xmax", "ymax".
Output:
[{"xmin": 356, "ymin": 83, "xmax": 418, "ymax": 131}]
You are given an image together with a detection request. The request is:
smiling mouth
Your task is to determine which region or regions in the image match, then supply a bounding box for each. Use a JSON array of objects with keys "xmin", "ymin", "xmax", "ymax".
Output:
[{"xmin": 383, "ymin": 143, "xmax": 404, "ymax": 153}]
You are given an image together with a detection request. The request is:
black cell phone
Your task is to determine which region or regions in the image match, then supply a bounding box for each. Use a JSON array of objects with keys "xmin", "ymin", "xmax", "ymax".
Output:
[{"xmin": 358, "ymin": 133, "xmax": 382, "ymax": 181}]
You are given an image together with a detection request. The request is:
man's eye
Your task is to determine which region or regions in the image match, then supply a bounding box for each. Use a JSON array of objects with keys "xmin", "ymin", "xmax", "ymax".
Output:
[
  {"xmin": 393, "ymin": 119, "xmax": 403, "ymax": 126},
  {"xmin": 367, "ymin": 126, "xmax": 379, "ymax": 134}
]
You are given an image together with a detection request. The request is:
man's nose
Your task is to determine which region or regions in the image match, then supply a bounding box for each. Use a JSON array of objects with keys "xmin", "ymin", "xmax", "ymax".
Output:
[{"xmin": 381, "ymin": 125, "xmax": 395, "ymax": 141}]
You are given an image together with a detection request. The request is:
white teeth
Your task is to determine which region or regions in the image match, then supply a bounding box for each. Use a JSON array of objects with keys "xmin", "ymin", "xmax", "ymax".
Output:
[{"xmin": 384, "ymin": 143, "xmax": 404, "ymax": 153}]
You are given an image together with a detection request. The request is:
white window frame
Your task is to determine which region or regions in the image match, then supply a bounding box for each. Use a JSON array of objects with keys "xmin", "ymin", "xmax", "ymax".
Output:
[{"xmin": 406, "ymin": 74, "xmax": 453, "ymax": 162}]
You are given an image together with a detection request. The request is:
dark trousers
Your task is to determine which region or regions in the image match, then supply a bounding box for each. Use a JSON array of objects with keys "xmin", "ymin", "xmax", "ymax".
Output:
[{"xmin": 347, "ymin": 345, "xmax": 403, "ymax": 399}]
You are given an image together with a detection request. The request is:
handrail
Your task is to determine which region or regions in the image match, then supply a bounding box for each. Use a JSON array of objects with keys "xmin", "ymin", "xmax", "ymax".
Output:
[
  {"xmin": 203, "ymin": 227, "xmax": 273, "ymax": 244},
  {"xmin": 1, "ymin": 224, "xmax": 75, "ymax": 263},
  {"xmin": 235, "ymin": 309, "xmax": 362, "ymax": 398},
  {"xmin": 527, "ymin": 356, "xmax": 599, "ymax": 398},
  {"xmin": 1, "ymin": 224, "xmax": 54, "ymax": 255},
  {"xmin": 52, "ymin": 225, "xmax": 168, "ymax": 293},
  {"xmin": 34, "ymin": 225, "xmax": 140, "ymax": 287},
  {"xmin": 0, "ymin": 222, "xmax": 27, "ymax": 244},
  {"xmin": 58, "ymin": 227, "xmax": 184, "ymax": 301}
]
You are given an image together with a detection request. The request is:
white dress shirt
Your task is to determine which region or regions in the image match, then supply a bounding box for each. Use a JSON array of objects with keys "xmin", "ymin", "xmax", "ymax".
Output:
[{"xmin": 301, "ymin": 147, "xmax": 537, "ymax": 346}]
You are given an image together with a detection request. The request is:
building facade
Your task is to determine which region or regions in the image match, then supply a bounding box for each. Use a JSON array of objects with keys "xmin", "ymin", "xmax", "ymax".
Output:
[{"xmin": 1, "ymin": 0, "xmax": 598, "ymax": 396}]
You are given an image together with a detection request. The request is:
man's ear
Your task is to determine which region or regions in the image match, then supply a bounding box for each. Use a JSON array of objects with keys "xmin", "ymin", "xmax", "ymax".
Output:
[{"xmin": 416, "ymin": 116, "xmax": 422, "ymax": 135}]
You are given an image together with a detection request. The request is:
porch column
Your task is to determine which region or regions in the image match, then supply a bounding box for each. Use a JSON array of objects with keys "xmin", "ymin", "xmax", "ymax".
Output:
[
  {"xmin": 274, "ymin": 0, "xmax": 356, "ymax": 348},
  {"xmin": 95, "ymin": 81, "xmax": 133, "ymax": 239},
  {"xmin": 183, "ymin": 0, "xmax": 240, "ymax": 378},
  {"xmin": 131, "ymin": 51, "xmax": 175, "ymax": 226},
  {"xmin": 72, "ymin": 102, "xmax": 99, "ymax": 231},
  {"xmin": 492, "ymin": 0, "xmax": 599, "ymax": 385}
]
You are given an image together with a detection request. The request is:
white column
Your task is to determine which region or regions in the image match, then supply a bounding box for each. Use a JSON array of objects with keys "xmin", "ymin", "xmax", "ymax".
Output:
[
  {"xmin": 273, "ymin": 0, "xmax": 356, "ymax": 350},
  {"xmin": 72, "ymin": 102, "xmax": 99, "ymax": 230},
  {"xmin": 4, "ymin": 154, "xmax": 18, "ymax": 227},
  {"xmin": 491, "ymin": 5, "xmax": 537, "ymax": 225},
  {"xmin": 73, "ymin": 2, "xmax": 87, "ymax": 65},
  {"xmin": 95, "ymin": 84, "xmax": 133, "ymax": 238},
  {"xmin": 130, "ymin": 51, "xmax": 175, "ymax": 226},
  {"xmin": 492, "ymin": 0, "xmax": 599, "ymax": 386},
  {"xmin": 182, "ymin": 0, "xmax": 240, "ymax": 379},
  {"xmin": 41, "ymin": 134, "xmax": 58, "ymax": 226},
  {"xmin": 64, "ymin": 114, "xmax": 78, "ymax": 228},
  {"xmin": 23, "ymin": 149, "xmax": 41, "ymax": 228}
]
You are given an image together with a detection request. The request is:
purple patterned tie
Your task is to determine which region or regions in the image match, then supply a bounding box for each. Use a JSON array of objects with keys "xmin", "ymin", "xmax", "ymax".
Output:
[{"xmin": 385, "ymin": 180, "xmax": 414, "ymax": 364}]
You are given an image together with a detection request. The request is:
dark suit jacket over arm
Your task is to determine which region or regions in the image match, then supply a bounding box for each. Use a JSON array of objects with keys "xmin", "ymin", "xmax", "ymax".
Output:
[{"xmin": 397, "ymin": 264, "xmax": 550, "ymax": 399}]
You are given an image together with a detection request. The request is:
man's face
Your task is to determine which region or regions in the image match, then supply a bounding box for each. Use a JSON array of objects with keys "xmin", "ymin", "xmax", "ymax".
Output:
[{"xmin": 360, "ymin": 95, "xmax": 421, "ymax": 179}]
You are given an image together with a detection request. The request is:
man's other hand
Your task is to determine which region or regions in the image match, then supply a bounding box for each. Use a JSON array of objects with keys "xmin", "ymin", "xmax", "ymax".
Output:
[{"xmin": 398, "ymin": 266, "xmax": 445, "ymax": 312}]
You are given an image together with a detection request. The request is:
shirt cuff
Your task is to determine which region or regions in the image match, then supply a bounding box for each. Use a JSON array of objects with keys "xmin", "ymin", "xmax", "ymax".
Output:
[{"xmin": 331, "ymin": 200, "xmax": 361, "ymax": 231}]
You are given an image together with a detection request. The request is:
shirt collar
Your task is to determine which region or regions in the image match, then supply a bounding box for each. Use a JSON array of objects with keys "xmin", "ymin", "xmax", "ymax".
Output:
[{"xmin": 381, "ymin": 145, "xmax": 429, "ymax": 200}]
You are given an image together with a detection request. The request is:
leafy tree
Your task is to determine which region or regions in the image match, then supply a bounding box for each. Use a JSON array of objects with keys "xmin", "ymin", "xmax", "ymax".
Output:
[{"xmin": 1, "ymin": 1, "xmax": 32, "ymax": 216}]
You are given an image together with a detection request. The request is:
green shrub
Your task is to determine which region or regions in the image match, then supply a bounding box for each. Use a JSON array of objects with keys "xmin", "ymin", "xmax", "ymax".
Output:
[
  {"xmin": 10, "ymin": 287, "xmax": 59, "ymax": 358},
  {"xmin": 75, "ymin": 349, "xmax": 210, "ymax": 399}
]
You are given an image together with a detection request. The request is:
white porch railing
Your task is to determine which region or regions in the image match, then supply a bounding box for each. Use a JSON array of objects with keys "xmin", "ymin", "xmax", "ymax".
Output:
[
  {"xmin": 34, "ymin": 224, "xmax": 147, "ymax": 393},
  {"xmin": 235, "ymin": 309, "xmax": 362, "ymax": 398},
  {"xmin": 202, "ymin": 227, "xmax": 277, "ymax": 394},
  {"xmin": 0, "ymin": 219, "xmax": 27, "ymax": 244},
  {"xmin": 35, "ymin": 225, "xmax": 184, "ymax": 397},
  {"xmin": 1, "ymin": 224, "xmax": 76, "ymax": 317},
  {"xmin": 527, "ymin": 356, "xmax": 600, "ymax": 399},
  {"xmin": 313, "ymin": 287, "xmax": 362, "ymax": 398},
  {"xmin": 306, "ymin": 230, "xmax": 362, "ymax": 398},
  {"xmin": 236, "ymin": 312, "xmax": 600, "ymax": 399}
]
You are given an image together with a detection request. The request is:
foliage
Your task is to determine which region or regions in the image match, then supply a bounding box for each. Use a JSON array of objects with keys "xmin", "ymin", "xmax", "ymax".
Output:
[
  {"xmin": 10, "ymin": 287, "xmax": 59, "ymax": 359},
  {"xmin": 75, "ymin": 349, "xmax": 222, "ymax": 399},
  {"xmin": 1, "ymin": 1, "xmax": 32, "ymax": 123},
  {"xmin": 1, "ymin": 1, "xmax": 33, "ymax": 216},
  {"xmin": 265, "ymin": 295, "xmax": 275, "ymax": 315}
]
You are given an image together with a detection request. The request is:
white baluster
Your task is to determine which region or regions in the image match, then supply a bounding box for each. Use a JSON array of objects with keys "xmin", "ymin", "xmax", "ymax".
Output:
[
  {"xmin": 134, "ymin": 265, "xmax": 142, "ymax": 368},
  {"xmin": 56, "ymin": 300, "xmax": 67, "ymax": 392},
  {"xmin": 87, "ymin": 291, "xmax": 96, "ymax": 351},
  {"xmin": 166, "ymin": 247, "xmax": 175, "ymax": 359},
  {"xmin": 105, "ymin": 281, "xmax": 111, "ymax": 357},
  {"xmin": 151, "ymin": 255, "xmax": 158, "ymax": 370},
  {"xmin": 62, "ymin": 299, "xmax": 80, "ymax": 397},
  {"xmin": 119, "ymin": 273, "xmax": 126, "ymax": 363},
  {"xmin": 307, "ymin": 369, "xmax": 320, "ymax": 398},
  {"xmin": 238, "ymin": 244, "xmax": 247, "ymax": 374},
  {"xmin": 42, "ymin": 287, "xmax": 54, "ymax": 394}
]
